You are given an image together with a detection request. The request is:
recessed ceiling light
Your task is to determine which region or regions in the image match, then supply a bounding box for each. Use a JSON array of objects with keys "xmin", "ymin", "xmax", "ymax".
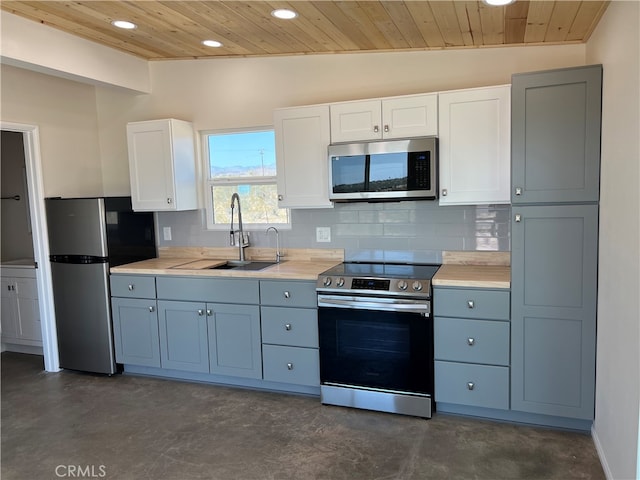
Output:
[
  {"xmin": 111, "ymin": 20, "xmax": 137, "ymax": 30},
  {"xmin": 483, "ymin": 0, "xmax": 516, "ymax": 5},
  {"xmin": 271, "ymin": 9, "xmax": 298, "ymax": 20},
  {"xmin": 202, "ymin": 40, "xmax": 223, "ymax": 48}
]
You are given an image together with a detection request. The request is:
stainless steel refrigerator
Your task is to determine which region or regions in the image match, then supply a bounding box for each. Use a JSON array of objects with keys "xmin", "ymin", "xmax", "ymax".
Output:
[{"xmin": 46, "ymin": 197, "xmax": 156, "ymax": 374}]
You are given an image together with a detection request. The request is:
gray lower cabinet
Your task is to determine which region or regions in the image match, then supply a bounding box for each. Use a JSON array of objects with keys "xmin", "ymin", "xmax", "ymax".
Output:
[
  {"xmin": 111, "ymin": 297, "xmax": 160, "ymax": 367},
  {"xmin": 511, "ymin": 204, "xmax": 598, "ymax": 419},
  {"xmin": 260, "ymin": 280, "xmax": 319, "ymax": 387},
  {"xmin": 157, "ymin": 300, "xmax": 209, "ymax": 373},
  {"xmin": 207, "ymin": 303, "xmax": 262, "ymax": 379},
  {"xmin": 434, "ymin": 287, "xmax": 510, "ymax": 410},
  {"xmin": 110, "ymin": 275, "xmax": 160, "ymax": 368},
  {"xmin": 111, "ymin": 274, "xmax": 320, "ymax": 393}
]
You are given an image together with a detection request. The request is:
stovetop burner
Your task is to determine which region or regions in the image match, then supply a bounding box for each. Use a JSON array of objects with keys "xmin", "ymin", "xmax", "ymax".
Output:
[{"xmin": 317, "ymin": 262, "xmax": 441, "ymax": 298}]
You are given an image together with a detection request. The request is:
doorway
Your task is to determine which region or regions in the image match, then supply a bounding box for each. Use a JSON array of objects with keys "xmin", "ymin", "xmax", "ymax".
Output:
[{"xmin": 1, "ymin": 122, "xmax": 59, "ymax": 372}]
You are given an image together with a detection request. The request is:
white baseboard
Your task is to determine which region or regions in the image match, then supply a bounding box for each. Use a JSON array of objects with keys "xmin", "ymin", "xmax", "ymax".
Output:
[{"xmin": 592, "ymin": 425, "xmax": 614, "ymax": 480}]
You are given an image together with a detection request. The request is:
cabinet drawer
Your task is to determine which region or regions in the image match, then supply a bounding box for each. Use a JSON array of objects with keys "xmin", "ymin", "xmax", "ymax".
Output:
[
  {"xmin": 261, "ymin": 307, "xmax": 318, "ymax": 348},
  {"xmin": 434, "ymin": 288, "xmax": 510, "ymax": 320},
  {"xmin": 435, "ymin": 361, "xmax": 509, "ymax": 410},
  {"xmin": 262, "ymin": 345, "xmax": 319, "ymax": 387},
  {"xmin": 110, "ymin": 275, "xmax": 156, "ymax": 299},
  {"xmin": 435, "ymin": 318, "xmax": 509, "ymax": 366},
  {"xmin": 156, "ymin": 277, "xmax": 259, "ymax": 304},
  {"xmin": 260, "ymin": 280, "xmax": 316, "ymax": 308}
]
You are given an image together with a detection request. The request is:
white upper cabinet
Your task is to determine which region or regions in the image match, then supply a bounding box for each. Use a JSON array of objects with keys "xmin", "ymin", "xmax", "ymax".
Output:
[
  {"xmin": 126, "ymin": 119, "xmax": 198, "ymax": 212},
  {"xmin": 274, "ymin": 105, "xmax": 333, "ymax": 209},
  {"xmin": 438, "ymin": 85, "xmax": 511, "ymax": 206},
  {"xmin": 330, "ymin": 94, "xmax": 438, "ymax": 143}
]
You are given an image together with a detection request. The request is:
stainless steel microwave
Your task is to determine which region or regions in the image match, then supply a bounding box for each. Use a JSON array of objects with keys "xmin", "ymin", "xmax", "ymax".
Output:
[{"xmin": 328, "ymin": 137, "xmax": 438, "ymax": 202}]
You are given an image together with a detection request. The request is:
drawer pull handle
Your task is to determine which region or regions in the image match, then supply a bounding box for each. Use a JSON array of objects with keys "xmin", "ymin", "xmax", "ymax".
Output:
[
  {"xmin": 283, "ymin": 291, "xmax": 291, "ymax": 299},
  {"xmin": 148, "ymin": 306, "xmax": 155, "ymax": 313},
  {"xmin": 285, "ymin": 323, "xmax": 292, "ymax": 331},
  {"xmin": 287, "ymin": 363, "xmax": 294, "ymax": 370},
  {"xmin": 128, "ymin": 284, "xmax": 135, "ymax": 291},
  {"xmin": 467, "ymin": 300, "xmax": 475, "ymax": 309},
  {"xmin": 467, "ymin": 382, "xmax": 475, "ymax": 391},
  {"xmin": 467, "ymin": 337, "xmax": 475, "ymax": 346}
]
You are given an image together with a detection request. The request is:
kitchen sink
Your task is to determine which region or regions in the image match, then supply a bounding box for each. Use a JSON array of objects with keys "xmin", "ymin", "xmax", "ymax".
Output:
[{"xmin": 208, "ymin": 261, "xmax": 278, "ymax": 271}]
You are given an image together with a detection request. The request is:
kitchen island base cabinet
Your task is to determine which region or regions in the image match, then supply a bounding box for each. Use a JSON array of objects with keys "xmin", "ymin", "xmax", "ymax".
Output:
[
  {"xmin": 111, "ymin": 297, "xmax": 160, "ymax": 368},
  {"xmin": 207, "ymin": 304, "xmax": 262, "ymax": 379}
]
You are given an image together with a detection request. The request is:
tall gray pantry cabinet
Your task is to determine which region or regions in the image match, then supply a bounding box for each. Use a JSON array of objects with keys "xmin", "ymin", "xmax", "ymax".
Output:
[{"xmin": 510, "ymin": 65, "xmax": 602, "ymax": 421}]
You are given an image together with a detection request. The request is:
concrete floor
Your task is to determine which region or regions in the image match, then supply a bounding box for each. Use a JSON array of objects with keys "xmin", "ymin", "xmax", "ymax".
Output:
[{"xmin": 2, "ymin": 352, "xmax": 605, "ymax": 480}]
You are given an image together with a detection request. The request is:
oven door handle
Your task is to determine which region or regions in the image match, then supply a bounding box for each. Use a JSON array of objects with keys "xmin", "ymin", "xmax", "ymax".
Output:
[{"xmin": 317, "ymin": 295, "xmax": 431, "ymax": 315}]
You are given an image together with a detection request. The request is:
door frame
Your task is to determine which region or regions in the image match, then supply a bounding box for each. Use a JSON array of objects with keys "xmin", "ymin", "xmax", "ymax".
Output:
[{"xmin": 1, "ymin": 121, "xmax": 60, "ymax": 372}]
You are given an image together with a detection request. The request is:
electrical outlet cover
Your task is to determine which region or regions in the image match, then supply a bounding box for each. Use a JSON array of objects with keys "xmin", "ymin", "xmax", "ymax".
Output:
[{"xmin": 316, "ymin": 227, "xmax": 331, "ymax": 243}]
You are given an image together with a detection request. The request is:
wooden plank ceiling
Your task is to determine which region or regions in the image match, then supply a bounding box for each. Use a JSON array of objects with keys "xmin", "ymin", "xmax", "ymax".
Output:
[{"xmin": 1, "ymin": 1, "xmax": 610, "ymax": 60}]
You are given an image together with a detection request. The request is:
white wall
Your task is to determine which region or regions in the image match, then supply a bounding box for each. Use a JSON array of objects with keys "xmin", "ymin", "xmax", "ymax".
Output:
[
  {"xmin": 587, "ymin": 2, "xmax": 640, "ymax": 479},
  {"xmin": 0, "ymin": 11, "xmax": 150, "ymax": 94},
  {"xmin": 0, "ymin": 65, "xmax": 104, "ymax": 197},
  {"xmin": 95, "ymin": 43, "xmax": 586, "ymax": 195}
]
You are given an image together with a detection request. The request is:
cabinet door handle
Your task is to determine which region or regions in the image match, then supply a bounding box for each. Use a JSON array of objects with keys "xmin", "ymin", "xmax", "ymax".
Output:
[
  {"xmin": 467, "ymin": 337, "xmax": 475, "ymax": 346},
  {"xmin": 515, "ymin": 214, "xmax": 522, "ymax": 223},
  {"xmin": 167, "ymin": 198, "xmax": 173, "ymax": 204},
  {"xmin": 283, "ymin": 291, "xmax": 291, "ymax": 299},
  {"xmin": 278, "ymin": 194, "xmax": 283, "ymax": 201},
  {"xmin": 441, "ymin": 188, "xmax": 448, "ymax": 197},
  {"xmin": 197, "ymin": 309, "xmax": 204, "ymax": 316},
  {"xmin": 128, "ymin": 284, "xmax": 135, "ymax": 291},
  {"xmin": 373, "ymin": 125, "xmax": 379, "ymax": 133},
  {"xmin": 285, "ymin": 323, "xmax": 292, "ymax": 331},
  {"xmin": 148, "ymin": 306, "xmax": 155, "ymax": 313},
  {"xmin": 467, "ymin": 300, "xmax": 475, "ymax": 309},
  {"xmin": 287, "ymin": 363, "xmax": 294, "ymax": 370},
  {"xmin": 383, "ymin": 124, "xmax": 389, "ymax": 133},
  {"xmin": 7, "ymin": 285, "xmax": 11, "ymax": 291},
  {"xmin": 467, "ymin": 382, "xmax": 475, "ymax": 391},
  {"xmin": 515, "ymin": 187, "xmax": 523, "ymax": 196},
  {"xmin": 206, "ymin": 309, "xmax": 212, "ymax": 316}
]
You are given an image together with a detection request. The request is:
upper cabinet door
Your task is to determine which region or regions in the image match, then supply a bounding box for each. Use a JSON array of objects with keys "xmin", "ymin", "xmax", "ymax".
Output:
[
  {"xmin": 126, "ymin": 119, "xmax": 198, "ymax": 212},
  {"xmin": 274, "ymin": 105, "xmax": 333, "ymax": 209},
  {"xmin": 381, "ymin": 94, "xmax": 438, "ymax": 140},
  {"xmin": 511, "ymin": 65, "xmax": 602, "ymax": 204},
  {"xmin": 329, "ymin": 94, "xmax": 438, "ymax": 143},
  {"xmin": 330, "ymin": 100, "xmax": 382, "ymax": 143},
  {"xmin": 438, "ymin": 85, "xmax": 511, "ymax": 206}
]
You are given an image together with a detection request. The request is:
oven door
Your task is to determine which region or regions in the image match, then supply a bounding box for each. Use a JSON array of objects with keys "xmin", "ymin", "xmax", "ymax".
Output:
[{"xmin": 317, "ymin": 295, "xmax": 433, "ymax": 395}]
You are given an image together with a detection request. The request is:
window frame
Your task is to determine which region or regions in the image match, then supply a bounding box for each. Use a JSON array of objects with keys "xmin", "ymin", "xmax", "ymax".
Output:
[{"xmin": 201, "ymin": 126, "xmax": 290, "ymax": 231}]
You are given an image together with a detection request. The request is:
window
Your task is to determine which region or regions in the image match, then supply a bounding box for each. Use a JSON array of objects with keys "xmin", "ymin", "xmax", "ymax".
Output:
[{"xmin": 203, "ymin": 128, "xmax": 289, "ymax": 229}]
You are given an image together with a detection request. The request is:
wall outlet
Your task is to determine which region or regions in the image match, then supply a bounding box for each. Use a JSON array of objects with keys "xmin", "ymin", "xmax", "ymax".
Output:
[
  {"xmin": 163, "ymin": 227, "xmax": 172, "ymax": 241},
  {"xmin": 316, "ymin": 226, "xmax": 331, "ymax": 243}
]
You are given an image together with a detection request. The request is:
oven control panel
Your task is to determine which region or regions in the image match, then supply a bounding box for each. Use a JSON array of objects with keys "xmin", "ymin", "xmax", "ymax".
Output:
[{"xmin": 318, "ymin": 276, "xmax": 431, "ymax": 298}]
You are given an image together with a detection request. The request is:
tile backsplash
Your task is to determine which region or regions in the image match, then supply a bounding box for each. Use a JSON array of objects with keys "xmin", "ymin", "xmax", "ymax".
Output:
[{"xmin": 156, "ymin": 201, "xmax": 511, "ymax": 264}]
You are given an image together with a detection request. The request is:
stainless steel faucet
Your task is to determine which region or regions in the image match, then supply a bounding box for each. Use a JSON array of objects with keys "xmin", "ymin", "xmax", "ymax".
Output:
[
  {"xmin": 230, "ymin": 193, "xmax": 249, "ymax": 262},
  {"xmin": 266, "ymin": 227, "xmax": 282, "ymax": 263}
]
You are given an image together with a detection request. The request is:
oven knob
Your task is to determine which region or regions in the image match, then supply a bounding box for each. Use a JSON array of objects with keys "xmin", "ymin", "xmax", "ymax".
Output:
[
  {"xmin": 323, "ymin": 276, "xmax": 332, "ymax": 287},
  {"xmin": 337, "ymin": 277, "xmax": 345, "ymax": 287},
  {"xmin": 397, "ymin": 280, "xmax": 408, "ymax": 291},
  {"xmin": 412, "ymin": 281, "xmax": 423, "ymax": 291}
]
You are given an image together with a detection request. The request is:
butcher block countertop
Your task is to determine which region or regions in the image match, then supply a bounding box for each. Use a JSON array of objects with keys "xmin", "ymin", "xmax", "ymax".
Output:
[
  {"xmin": 110, "ymin": 247, "xmax": 344, "ymax": 281},
  {"xmin": 432, "ymin": 251, "xmax": 511, "ymax": 289}
]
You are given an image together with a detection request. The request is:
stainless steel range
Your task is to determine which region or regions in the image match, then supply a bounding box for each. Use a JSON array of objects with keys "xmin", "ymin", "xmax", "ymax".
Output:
[{"xmin": 316, "ymin": 262, "xmax": 440, "ymax": 418}]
